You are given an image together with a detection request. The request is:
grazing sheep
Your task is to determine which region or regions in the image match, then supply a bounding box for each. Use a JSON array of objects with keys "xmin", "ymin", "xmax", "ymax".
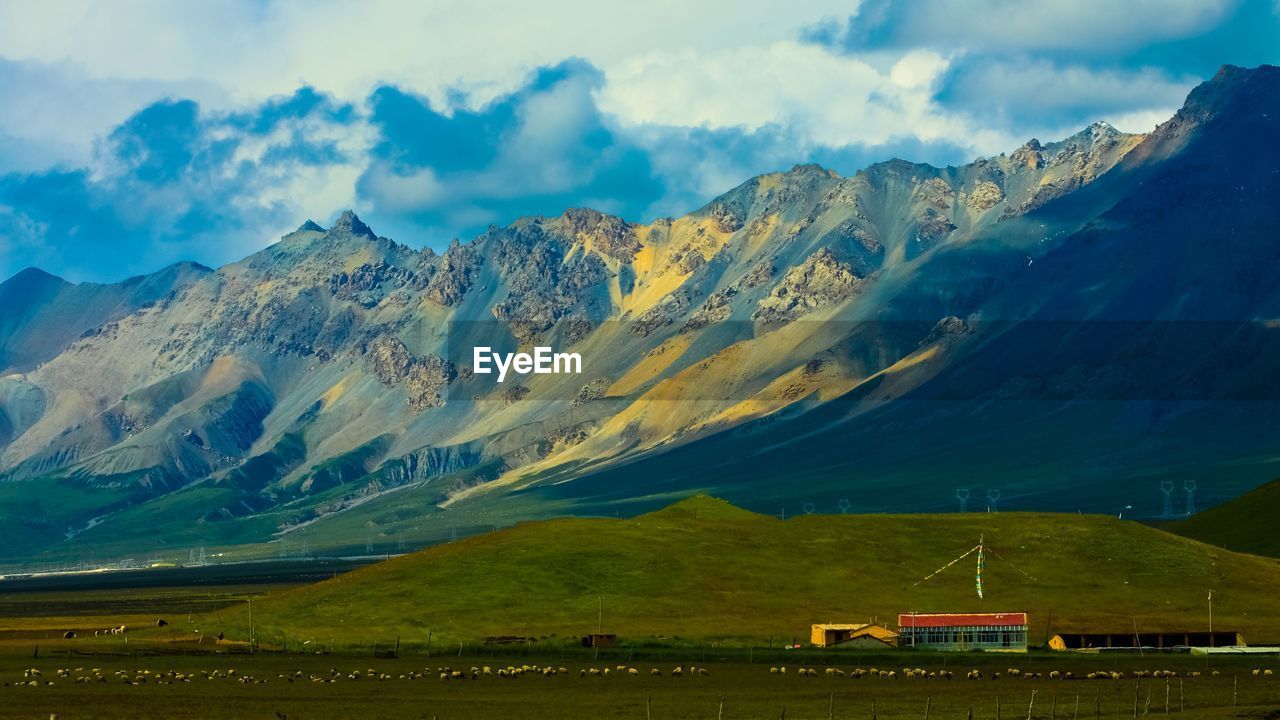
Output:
[
  {"xmin": 967, "ymin": 670, "xmax": 982, "ymax": 680},
  {"xmin": 697, "ymin": 668, "xmax": 709, "ymax": 676},
  {"xmin": 651, "ymin": 669, "xmax": 662, "ymax": 676},
  {"xmin": 769, "ymin": 667, "xmax": 780, "ymax": 674},
  {"xmin": 1253, "ymin": 669, "xmax": 1262, "ymax": 677},
  {"xmin": 1265, "ymin": 669, "xmax": 1275, "ymax": 677},
  {"xmin": 627, "ymin": 668, "xmax": 639, "ymax": 676}
]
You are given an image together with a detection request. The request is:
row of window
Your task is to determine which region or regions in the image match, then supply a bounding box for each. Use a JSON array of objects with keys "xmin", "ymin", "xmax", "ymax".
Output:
[{"xmin": 901, "ymin": 626, "xmax": 1027, "ymax": 647}]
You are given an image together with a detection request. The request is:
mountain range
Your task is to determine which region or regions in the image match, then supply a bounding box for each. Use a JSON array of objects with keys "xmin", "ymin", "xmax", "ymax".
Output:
[{"xmin": 1, "ymin": 64, "xmax": 1278, "ymax": 565}]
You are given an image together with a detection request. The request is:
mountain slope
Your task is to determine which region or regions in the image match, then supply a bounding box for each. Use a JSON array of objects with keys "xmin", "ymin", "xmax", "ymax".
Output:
[
  {"xmin": 449, "ymin": 64, "xmax": 1280, "ymax": 520},
  {"xmin": 237, "ymin": 496, "xmax": 1280, "ymax": 646},
  {"xmin": 0, "ymin": 65, "xmax": 1277, "ymax": 565},
  {"xmin": 0, "ymin": 262, "xmax": 210, "ymax": 374},
  {"xmin": 1168, "ymin": 478, "xmax": 1280, "ymax": 557}
]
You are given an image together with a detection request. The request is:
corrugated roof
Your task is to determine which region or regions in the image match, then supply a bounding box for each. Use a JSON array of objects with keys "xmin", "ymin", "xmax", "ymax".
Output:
[{"xmin": 898, "ymin": 612, "xmax": 1027, "ymax": 628}]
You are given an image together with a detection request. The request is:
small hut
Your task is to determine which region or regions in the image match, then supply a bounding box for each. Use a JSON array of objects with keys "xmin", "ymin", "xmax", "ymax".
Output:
[{"xmin": 810, "ymin": 623, "xmax": 899, "ymax": 648}]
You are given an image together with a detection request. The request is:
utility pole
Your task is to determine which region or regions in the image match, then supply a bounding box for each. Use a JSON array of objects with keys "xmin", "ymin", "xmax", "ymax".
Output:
[
  {"xmin": 597, "ymin": 595, "xmax": 603, "ymax": 633},
  {"xmin": 1207, "ymin": 589, "xmax": 1214, "ymax": 644},
  {"xmin": 248, "ymin": 597, "xmax": 255, "ymax": 655}
]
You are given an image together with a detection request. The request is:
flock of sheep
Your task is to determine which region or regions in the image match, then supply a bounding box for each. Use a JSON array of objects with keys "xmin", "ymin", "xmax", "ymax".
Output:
[
  {"xmin": 7, "ymin": 664, "xmax": 1275, "ymax": 689},
  {"xmin": 766, "ymin": 666, "xmax": 1278, "ymax": 681},
  {"xmin": 4, "ymin": 663, "xmax": 716, "ymax": 688}
]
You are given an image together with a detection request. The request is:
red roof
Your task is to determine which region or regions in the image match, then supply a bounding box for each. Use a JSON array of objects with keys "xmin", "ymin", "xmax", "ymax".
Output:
[{"xmin": 898, "ymin": 612, "xmax": 1027, "ymax": 628}]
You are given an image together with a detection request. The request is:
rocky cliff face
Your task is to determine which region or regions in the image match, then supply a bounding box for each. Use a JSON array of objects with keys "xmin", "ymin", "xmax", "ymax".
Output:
[{"xmin": 0, "ymin": 65, "xmax": 1277, "ymax": 564}]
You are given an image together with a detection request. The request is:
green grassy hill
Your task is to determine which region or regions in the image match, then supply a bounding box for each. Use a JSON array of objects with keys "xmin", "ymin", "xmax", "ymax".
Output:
[
  {"xmin": 239, "ymin": 496, "xmax": 1280, "ymax": 649},
  {"xmin": 1168, "ymin": 478, "xmax": 1280, "ymax": 558}
]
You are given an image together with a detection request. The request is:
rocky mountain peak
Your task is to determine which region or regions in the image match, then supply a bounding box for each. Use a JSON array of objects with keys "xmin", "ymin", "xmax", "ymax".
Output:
[
  {"xmin": 296, "ymin": 219, "xmax": 325, "ymax": 233},
  {"xmin": 1163, "ymin": 64, "xmax": 1279, "ymax": 134},
  {"xmin": 328, "ymin": 210, "xmax": 377, "ymax": 239}
]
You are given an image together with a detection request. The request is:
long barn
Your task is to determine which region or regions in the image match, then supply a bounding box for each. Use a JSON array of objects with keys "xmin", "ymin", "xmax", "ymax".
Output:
[
  {"xmin": 898, "ymin": 612, "xmax": 1028, "ymax": 652},
  {"xmin": 1049, "ymin": 631, "xmax": 1243, "ymax": 651}
]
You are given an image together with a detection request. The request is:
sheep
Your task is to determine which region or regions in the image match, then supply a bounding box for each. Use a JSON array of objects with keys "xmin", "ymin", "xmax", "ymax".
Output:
[
  {"xmin": 697, "ymin": 668, "xmax": 709, "ymax": 676},
  {"xmin": 627, "ymin": 668, "xmax": 639, "ymax": 676},
  {"xmin": 1265, "ymin": 669, "xmax": 1275, "ymax": 677},
  {"xmin": 769, "ymin": 667, "xmax": 780, "ymax": 674},
  {"xmin": 1253, "ymin": 669, "xmax": 1262, "ymax": 677},
  {"xmin": 651, "ymin": 668, "xmax": 662, "ymax": 676},
  {"xmin": 966, "ymin": 669, "xmax": 982, "ymax": 680}
]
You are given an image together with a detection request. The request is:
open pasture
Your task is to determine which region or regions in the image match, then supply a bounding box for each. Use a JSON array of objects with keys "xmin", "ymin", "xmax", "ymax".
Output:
[{"xmin": 1, "ymin": 648, "xmax": 1279, "ymax": 719}]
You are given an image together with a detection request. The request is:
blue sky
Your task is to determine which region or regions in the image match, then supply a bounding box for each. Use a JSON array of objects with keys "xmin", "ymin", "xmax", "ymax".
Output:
[{"xmin": 0, "ymin": 0, "xmax": 1276, "ymax": 282}]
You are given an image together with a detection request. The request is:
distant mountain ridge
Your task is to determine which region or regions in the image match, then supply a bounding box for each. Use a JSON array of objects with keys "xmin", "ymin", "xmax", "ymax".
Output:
[{"xmin": 0, "ymin": 65, "xmax": 1277, "ymax": 565}]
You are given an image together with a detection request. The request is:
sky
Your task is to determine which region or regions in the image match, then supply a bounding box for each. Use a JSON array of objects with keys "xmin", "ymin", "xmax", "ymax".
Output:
[{"xmin": 0, "ymin": 0, "xmax": 1277, "ymax": 282}]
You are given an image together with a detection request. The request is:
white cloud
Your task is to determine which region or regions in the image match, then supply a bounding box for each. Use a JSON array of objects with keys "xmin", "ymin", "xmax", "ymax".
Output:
[{"xmin": 599, "ymin": 42, "xmax": 1010, "ymax": 155}]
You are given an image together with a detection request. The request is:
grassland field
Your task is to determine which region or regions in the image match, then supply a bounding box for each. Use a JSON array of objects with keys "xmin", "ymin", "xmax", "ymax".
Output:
[{"xmin": 2, "ymin": 497, "xmax": 1279, "ymax": 718}]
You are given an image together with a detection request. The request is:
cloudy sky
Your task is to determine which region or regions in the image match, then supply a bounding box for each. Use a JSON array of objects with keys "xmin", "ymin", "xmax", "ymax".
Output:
[{"xmin": 0, "ymin": 0, "xmax": 1277, "ymax": 281}]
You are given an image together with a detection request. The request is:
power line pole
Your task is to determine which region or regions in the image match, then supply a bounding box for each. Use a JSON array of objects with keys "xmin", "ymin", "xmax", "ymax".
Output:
[
  {"xmin": 248, "ymin": 597, "xmax": 255, "ymax": 655},
  {"xmin": 1208, "ymin": 589, "xmax": 1214, "ymax": 644},
  {"xmin": 597, "ymin": 595, "xmax": 603, "ymax": 633}
]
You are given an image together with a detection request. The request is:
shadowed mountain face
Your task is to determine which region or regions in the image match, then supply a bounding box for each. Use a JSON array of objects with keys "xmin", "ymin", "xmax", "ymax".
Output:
[{"xmin": 0, "ymin": 65, "xmax": 1277, "ymax": 564}]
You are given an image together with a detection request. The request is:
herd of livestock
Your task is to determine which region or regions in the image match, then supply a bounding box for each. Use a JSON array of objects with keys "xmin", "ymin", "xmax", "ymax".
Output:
[
  {"xmin": 768, "ymin": 665, "xmax": 1278, "ymax": 680},
  {"xmin": 5, "ymin": 664, "xmax": 1277, "ymax": 689}
]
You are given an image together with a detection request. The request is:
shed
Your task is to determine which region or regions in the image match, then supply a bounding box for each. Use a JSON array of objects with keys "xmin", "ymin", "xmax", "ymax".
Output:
[
  {"xmin": 1050, "ymin": 631, "xmax": 1243, "ymax": 651},
  {"xmin": 810, "ymin": 623, "xmax": 899, "ymax": 648},
  {"xmin": 581, "ymin": 633, "xmax": 617, "ymax": 648}
]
